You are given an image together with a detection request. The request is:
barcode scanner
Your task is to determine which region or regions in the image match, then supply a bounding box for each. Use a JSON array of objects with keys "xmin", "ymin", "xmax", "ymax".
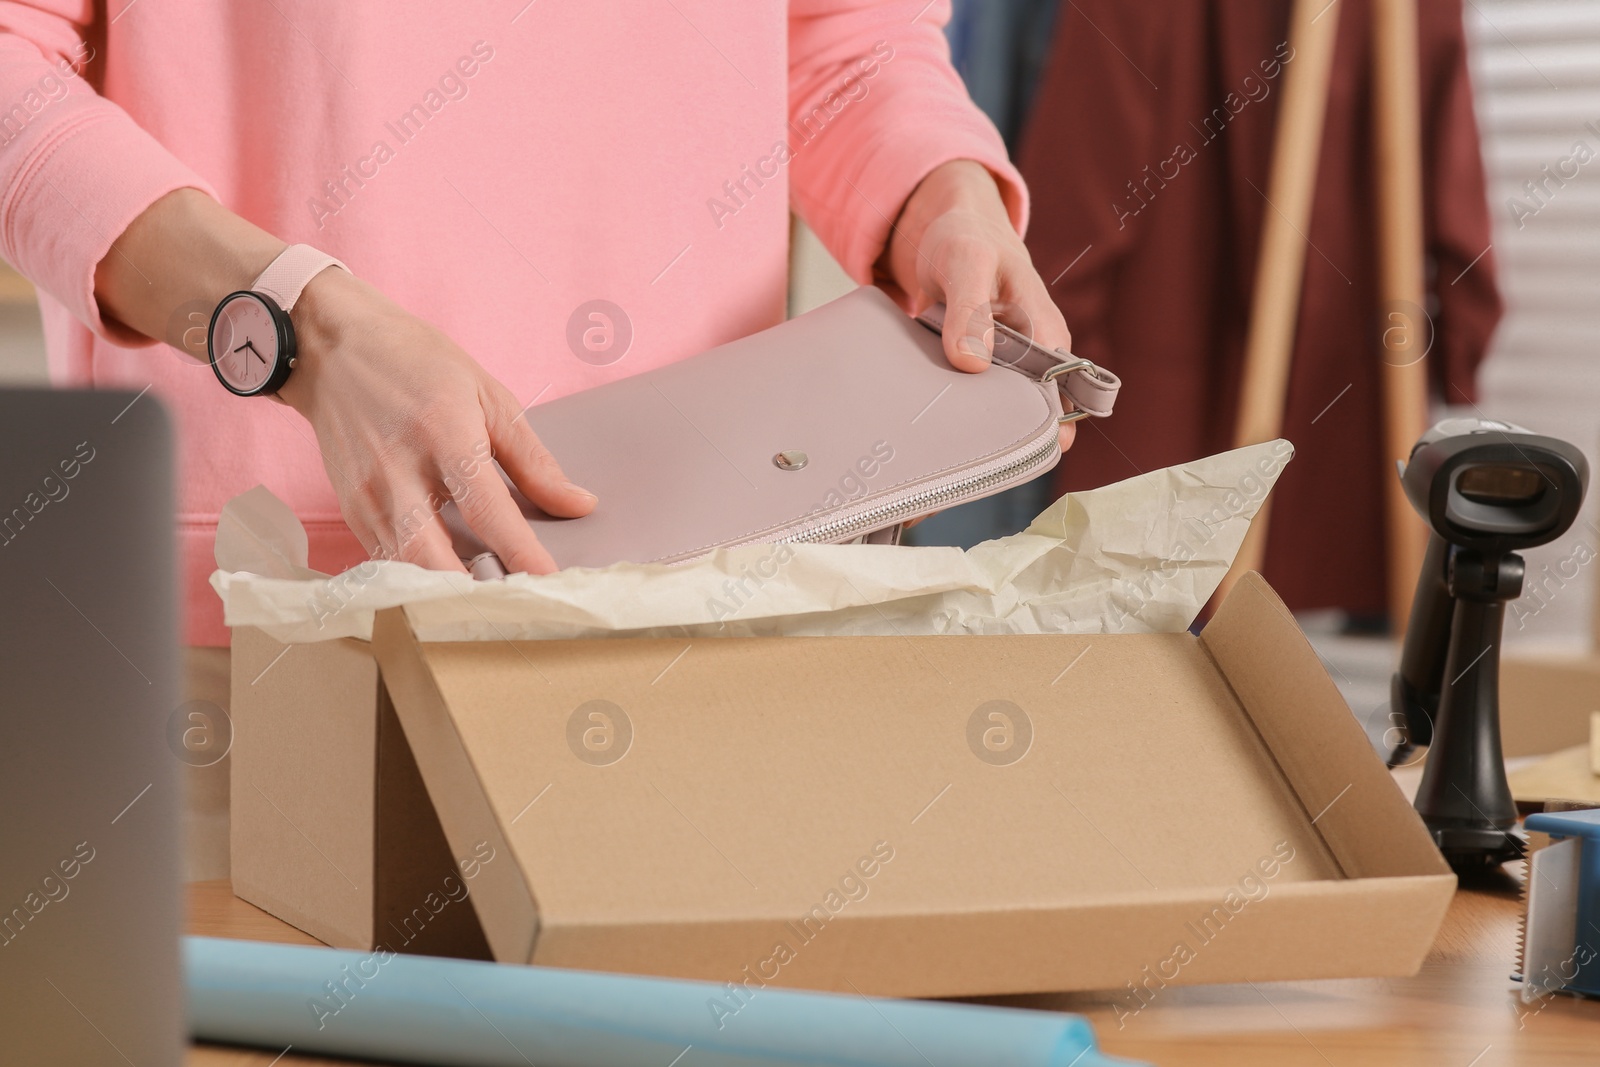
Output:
[{"xmin": 1386, "ymin": 418, "xmax": 1588, "ymax": 872}]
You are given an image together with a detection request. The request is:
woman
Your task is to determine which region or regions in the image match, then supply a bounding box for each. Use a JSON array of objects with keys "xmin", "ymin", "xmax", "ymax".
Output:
[{"xmin": 1, "ymin": 0, "xmax": 1072, "ymax": 647}]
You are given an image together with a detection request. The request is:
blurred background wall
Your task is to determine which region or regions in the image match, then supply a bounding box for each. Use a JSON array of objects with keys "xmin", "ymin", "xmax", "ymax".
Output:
[{"xmin": 1461, "ymin": 0, "xmax": 1600, "ymax": 652}]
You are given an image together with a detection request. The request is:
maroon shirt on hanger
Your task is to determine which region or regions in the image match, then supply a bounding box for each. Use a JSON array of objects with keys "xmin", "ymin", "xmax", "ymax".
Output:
[{"xmin": 1019, "ymin": 0, "xmax": 1501, "ymax": 619}]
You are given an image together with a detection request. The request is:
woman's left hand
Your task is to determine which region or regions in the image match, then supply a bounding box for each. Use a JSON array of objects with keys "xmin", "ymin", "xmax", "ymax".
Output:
[{"xmin": 880, "ymin": 159, "xmax": 1076, "ymax": 451}]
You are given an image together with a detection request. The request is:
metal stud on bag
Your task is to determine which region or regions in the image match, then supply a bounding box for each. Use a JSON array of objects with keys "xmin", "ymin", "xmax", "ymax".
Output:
[{"xmin": 773, "ymin": 450, "xmax": 809, "ymax": 471}]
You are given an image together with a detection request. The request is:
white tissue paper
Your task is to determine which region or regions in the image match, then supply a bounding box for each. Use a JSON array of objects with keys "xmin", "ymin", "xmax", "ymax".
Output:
[{"xmin": 210, "ymin": 440, "xmax": 1292, "ymax": 644}]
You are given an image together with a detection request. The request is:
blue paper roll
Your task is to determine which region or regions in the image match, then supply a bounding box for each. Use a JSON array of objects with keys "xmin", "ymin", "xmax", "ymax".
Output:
[{"xmin": 185, "ymin": 936, "xmax": 1140, "ymax": 1067}]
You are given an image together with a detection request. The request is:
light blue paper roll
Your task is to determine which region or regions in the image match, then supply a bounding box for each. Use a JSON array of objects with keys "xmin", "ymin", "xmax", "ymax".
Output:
[{"xmin": 185, "ymin": 936, "xmax": 1141, "ymax": 1067}]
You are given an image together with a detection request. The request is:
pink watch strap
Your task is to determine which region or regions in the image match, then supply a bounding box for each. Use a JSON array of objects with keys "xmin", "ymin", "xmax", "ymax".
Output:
[{"xmin": 251, "ymin": 244, "xmax": 347, "ymax": 312}]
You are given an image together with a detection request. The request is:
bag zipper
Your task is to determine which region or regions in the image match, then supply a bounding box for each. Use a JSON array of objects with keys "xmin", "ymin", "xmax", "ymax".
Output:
[{"xmin": 719, "ymin": 423, "xmax": 1062, "ymax": 551}]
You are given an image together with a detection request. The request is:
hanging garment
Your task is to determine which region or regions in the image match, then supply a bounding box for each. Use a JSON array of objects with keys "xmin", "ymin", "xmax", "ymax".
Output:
[
  {"xmin": 948, "ymin": 0, "xmax": 1062, "ymax": 149},
  {"xmin": 1018, "ymin": 0, "xmax": 1502, "ymax": 617}
]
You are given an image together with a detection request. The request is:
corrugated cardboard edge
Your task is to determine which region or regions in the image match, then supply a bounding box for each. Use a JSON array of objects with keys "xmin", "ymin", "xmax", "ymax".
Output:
[
  {"xmin": 523, "ymin": 877, "xmax": 1457, "ymax": 997},
  {"xmin": 229, "ymin": 626, "xmax": 376, "ymax": 949},
  {"xmin": 371, "ymin": 607, "xmax": 540, "ymax": 963},
  {"xmin": 1199, "ymin": 572, "xmax": 1456, "ymax": 974}
]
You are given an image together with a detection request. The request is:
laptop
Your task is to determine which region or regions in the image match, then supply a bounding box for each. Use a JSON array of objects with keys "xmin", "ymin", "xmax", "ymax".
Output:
[{"xmin": 0, "ymin": 387, "xmax": 183, "ymax": 1065}]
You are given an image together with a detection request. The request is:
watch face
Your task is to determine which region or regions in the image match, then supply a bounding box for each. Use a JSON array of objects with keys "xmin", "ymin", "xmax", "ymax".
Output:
[{"xmin": 208, "ymin": 292, "xmax": 284, "ymax": 395}]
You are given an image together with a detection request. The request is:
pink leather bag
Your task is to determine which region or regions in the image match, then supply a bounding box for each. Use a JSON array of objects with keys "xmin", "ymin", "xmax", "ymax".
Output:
[{"xmin": 447, "ymin": 286, "xmax": 1120, "ymax": 577}]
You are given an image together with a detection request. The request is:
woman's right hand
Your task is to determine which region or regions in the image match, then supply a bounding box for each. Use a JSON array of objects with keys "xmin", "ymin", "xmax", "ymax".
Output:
[{"xmin": 277, "ymin": 267, "xmax": 596, "ymax": 574}]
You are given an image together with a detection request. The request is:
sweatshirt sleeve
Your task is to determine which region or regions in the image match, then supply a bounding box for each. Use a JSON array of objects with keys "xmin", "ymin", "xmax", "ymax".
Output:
[
  {"xmin": 786, "ymin": 0, "xmax": 1029, "ymax": 284},
  {"xmin": 0, "ymin": 2, "xmax": 213, "ymax": 345}
]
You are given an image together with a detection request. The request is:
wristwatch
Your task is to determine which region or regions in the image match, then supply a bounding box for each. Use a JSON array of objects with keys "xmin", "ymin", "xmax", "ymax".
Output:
[{"xmin": 207, "ymin": 244, "xmax": 347, "ymax": 397}]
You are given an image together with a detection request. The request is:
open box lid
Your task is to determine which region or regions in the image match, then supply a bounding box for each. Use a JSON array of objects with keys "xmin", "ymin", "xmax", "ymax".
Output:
[{"xmin": 372, "ymin": 573, "xmax": 1453, "ymax": 997}]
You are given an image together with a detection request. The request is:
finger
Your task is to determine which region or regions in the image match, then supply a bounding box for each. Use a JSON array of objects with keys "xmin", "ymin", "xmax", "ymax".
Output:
[
  {"xmin": 932, "ymin": 252, "xmax": 999, "ymax": 374},
  {"xmin": 1000, "ymin": 269, "xmax": 1077, "ymax": 452},
  {"xmin": 347, "ymin": 520, "xmax": 385, "ymax": 562},
  {"xmin": 382, "ymin": 489, "xmax": 470, "ymax": 573},
  {"xmin": 486, "ymin": 393, "xmax": 598, "ymax": 519},
  {"xmin": 450, "ymin": 458, "xmax": 561, "ymax": 575},
  {"xmin": 397, "ymin": 519, "xmax": 470, "ymax": 573},
  {"xmin": 1000, "ymin": 271, "xmax": 1072, "ymax": 354}
]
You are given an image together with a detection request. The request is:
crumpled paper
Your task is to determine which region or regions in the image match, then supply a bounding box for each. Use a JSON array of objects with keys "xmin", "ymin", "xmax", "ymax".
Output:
[{"xmin": 210, "ymin": 440, "xmax": 1292, "ymax": 644}]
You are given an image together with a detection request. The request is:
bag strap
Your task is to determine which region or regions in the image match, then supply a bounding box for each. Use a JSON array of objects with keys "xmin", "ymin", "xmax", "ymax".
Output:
[{"xmin": 914, "ymin": 305, "xmax": 1121, "ymax": 422}]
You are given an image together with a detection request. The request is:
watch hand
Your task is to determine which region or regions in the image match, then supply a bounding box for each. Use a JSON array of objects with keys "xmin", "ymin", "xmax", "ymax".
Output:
[{"xmin": 247, "ymin": 340, "xmax": 267, "ymax": 364}]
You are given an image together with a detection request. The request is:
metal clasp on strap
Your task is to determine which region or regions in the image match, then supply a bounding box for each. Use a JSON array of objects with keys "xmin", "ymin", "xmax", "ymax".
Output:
[{"xmin": 1041, "ymin": 358, "xmax": 1103, "ymax": 424}]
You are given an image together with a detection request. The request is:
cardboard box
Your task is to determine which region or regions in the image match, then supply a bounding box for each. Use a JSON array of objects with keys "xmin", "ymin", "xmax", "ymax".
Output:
[
  {"xmin": 1494, "ymin": 461, "xmax": 1598, "ymax": 758},
  {"xmin": 336, "ymin": 573, "xmax": 1454, "ymax": 997},
  {"xmin": 1509, "ymin": 743, "xmax": 1600, "ymax": 808},
  {"xmin": 1500, "ymin": 653, "xmax": 1600, "ymax": 758},
  {"xmin": 229, "ymin": 628, "xmax": 490, "ymax": 959}
]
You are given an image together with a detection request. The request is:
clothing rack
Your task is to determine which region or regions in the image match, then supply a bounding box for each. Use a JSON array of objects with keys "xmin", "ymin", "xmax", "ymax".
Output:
[{"xmin": 1220, "ymin": 0, "xmax": 1431, "ymax": 633}]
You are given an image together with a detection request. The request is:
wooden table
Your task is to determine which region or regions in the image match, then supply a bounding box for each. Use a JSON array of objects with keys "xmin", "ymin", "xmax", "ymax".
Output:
[{"xmin": 185, "ymin": 865, "xmax": 1598, "ymax": 1067}]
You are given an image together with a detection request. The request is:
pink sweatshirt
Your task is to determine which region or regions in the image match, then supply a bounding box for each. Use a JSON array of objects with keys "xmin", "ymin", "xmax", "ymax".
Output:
[{"xmin": 0, "ymin": 1, "xmax": 1024, "ymax": 646}]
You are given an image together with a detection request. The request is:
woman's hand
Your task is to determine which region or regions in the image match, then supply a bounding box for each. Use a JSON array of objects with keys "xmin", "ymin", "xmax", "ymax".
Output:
[
  {"xmin": 881, "ymin": 160, "xmax": 1077, "ymax": 451},
  {"xmin": 278, "ymin": 268, "xmax": 596, "ymax": 573},
  {"xmin": 94, "ymin": 188, "xmax": 592, "ymax": 575}
]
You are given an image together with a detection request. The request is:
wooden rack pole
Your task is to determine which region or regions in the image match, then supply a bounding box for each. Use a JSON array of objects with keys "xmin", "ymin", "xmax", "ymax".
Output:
[
  {"xmin": 1216, "ymin": 0, "xmax": 1343, "ymax": 606},
  {"xmin": 1371, "ymin": 0, "xmax": 1432, "ymax": 634}
]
